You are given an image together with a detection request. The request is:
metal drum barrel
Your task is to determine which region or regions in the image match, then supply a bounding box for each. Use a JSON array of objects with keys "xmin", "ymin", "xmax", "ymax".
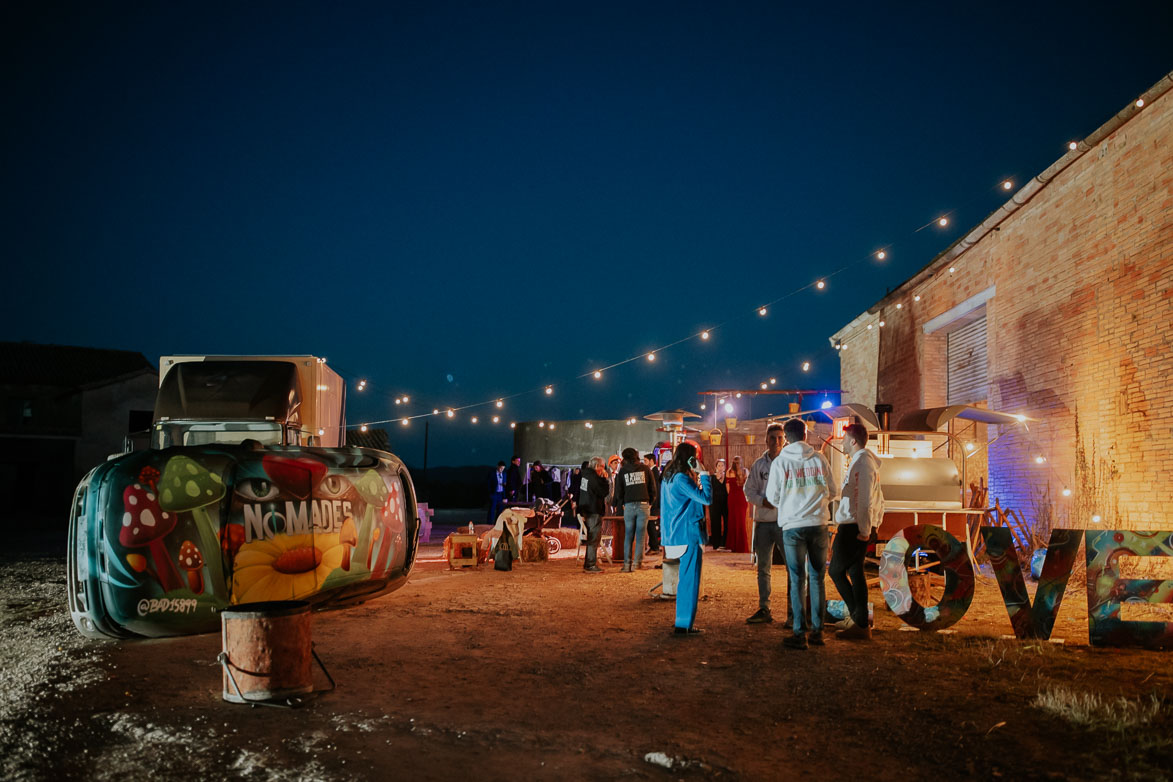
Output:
[{"xmin": 221, "ymin": 600, "xmax": 312, "ymax": 704}]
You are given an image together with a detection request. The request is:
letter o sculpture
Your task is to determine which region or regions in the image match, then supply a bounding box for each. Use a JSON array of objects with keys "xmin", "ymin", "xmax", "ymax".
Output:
[{"xmin": 879, "ymin": 525, "xmax": 975, "ymax": 630}]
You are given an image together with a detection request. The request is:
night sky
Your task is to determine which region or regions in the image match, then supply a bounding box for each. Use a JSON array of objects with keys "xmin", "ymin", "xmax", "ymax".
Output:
[{"xmin": 3, "ymin": 2, "xmax": 1170, "ymax": 466}]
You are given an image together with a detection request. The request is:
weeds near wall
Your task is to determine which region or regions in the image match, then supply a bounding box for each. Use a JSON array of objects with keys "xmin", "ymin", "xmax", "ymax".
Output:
[{"xmin": 1068, "ymin": 413, "xmax": 1121, "ymax": 529}]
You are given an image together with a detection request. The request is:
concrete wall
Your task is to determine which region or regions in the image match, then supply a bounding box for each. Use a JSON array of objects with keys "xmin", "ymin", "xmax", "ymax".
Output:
[
  {"xmin": 514, "ymin": 420, "xmax": 663, "ymax": 466},
  {"xmin": 834, "ymin": 83, "xmax": 1173, "ymax": 530}
]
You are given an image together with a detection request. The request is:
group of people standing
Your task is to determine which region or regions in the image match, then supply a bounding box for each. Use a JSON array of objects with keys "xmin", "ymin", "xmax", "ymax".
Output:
[
  {"xmin": 576, "ymin": 449, "xmax": 662, "ymax": 574},
  {"xmin": 656, "ymin": 420, "xmax": 885, "ymax": 647}
]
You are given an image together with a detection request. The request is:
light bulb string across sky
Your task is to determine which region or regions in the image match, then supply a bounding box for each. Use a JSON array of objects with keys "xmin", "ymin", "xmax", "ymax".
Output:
[
  {"xmin": 330, "ymin": 135, "xmax": 1127, "ymax": 433},
  {"xmin": 337, "ymin": 175, "xmax": 1024, "ymax": 430}
]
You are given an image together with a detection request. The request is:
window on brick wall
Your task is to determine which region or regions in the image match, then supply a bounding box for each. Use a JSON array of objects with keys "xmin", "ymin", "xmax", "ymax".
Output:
[{"xmin": 946, "ymin": 313, "xmax": 988, "ymax": 405}]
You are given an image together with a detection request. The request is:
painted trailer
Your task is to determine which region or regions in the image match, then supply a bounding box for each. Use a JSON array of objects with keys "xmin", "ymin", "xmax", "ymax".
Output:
[{"xmin": 67, "ymin": 356, "xmax": 419, "ymax": 639}]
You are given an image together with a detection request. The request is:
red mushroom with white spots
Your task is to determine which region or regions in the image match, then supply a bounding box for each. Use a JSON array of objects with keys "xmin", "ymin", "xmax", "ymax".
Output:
[
  {"xmin": 178, "ymin": 540, "xmax": 205, "ymax": 594},
  {"xmin": 121, "ymin": 483, "xmax": 183, "ymax": 592}
]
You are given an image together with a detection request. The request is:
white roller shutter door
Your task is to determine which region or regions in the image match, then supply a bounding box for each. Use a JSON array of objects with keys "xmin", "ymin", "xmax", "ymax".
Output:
[{"xmin": 947, "ymin": 315, "xmax": 988, "ymax": 405}]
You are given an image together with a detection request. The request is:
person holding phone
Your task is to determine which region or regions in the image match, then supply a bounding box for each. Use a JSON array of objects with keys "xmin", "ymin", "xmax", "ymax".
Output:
[{"xmin": 659, "ymin": 442, "xmax": 713, "ymax": 635}]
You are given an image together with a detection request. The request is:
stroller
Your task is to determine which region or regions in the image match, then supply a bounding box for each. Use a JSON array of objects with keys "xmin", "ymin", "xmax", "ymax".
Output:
[{"xmin": 526, "ymin": 496, "xmax": 572, "ymax": 555}]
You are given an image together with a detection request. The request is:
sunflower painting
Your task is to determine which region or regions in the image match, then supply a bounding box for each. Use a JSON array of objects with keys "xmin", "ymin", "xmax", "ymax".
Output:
[{"xmin": 231, "ymin": 531, "xmax": 348, "ymax": 604}]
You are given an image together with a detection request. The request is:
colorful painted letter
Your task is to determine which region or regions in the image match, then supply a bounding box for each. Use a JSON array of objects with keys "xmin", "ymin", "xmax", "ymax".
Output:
[
  {"xmin": 1085, "ymin": 530, "xmax": 1173, "ymax": 649},
  {"xmin": 879, "ymin": 525, "xmax": 974, "ymax": 630},
  {"xmin": 980, "ymin": 527, "xmax": 1082, "ymax": 640}
]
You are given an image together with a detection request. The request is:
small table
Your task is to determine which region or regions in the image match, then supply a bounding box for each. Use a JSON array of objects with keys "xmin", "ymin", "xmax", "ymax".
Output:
[{"xmin": 446, "ymin": 533, "xmax": 479, "ymax": 569}]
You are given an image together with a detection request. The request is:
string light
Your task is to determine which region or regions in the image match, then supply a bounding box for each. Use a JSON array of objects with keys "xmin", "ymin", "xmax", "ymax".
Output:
[
  {"xmin": 317, "ymin": 429, "xmax": 325, "ymax": 436},
  {"xmin": 914, "ymin": 294, "xmax": 921, "ymax": 302},
  {"xmin": 867, "ymin": 324, "xmax": 873, "ymax": 330},
  {"xmin": 585, "ymin": 421, "xmax": 593, "ymax": 428},
  {"xmin": 593, "ymin": 370, "xmax": 602, "ymax": 379},
  {"xmin": 539, "ymin": 421, "xmax": 545, "ymax": 428},
  {"xmin": 878, "ymin": 320, "xmax": 885, "ymax": 327},
  {"xmin": 701, "ymin": 330, "xmax": 710, "ymax": 340},
  {"xmin": 735, "ymin": 393, "xmax": 742, "ymax": 398},
  {"xmin": 647, "ymin": 352, "xmax": 656, "ymax": 362},
  {"xmin": 545, "ymin": 386, "xmax": 553, "ymax": 395},
  {"xmin": 760, "ymin": 382, "xmax": 768, "ymax": 390},
  {"xmin": 876, "ymin": 250, "xmax": 886, "ymax": 260},
  {"xmin": 769, "ymin": 378, "xmax": 776, "ymax": 385},
  {"xmin": 1062, "ymin": 488, "xmax": 1072, "ymax": 497},
  {"xmin": 357, "ymin": 379, "xmax": 367, "ymax": 391},
  {"xmin": 1068, "ymin": 141, "xmax": 1078, "ymax": 151},
  {"xmin": 510, "ymin": 422, "xmax": 516, "ymax": 429},
  {"xmin": 1002, "ymin": 180, "xmax": 1013, "ymax": 190},
  {"xmin": 1034, "ymin": 456, "xmax": 1045, "ymax": 464},
  {"xmin": 496, "ymin": 399, "xmax": 504, "ymax": 408},
  {"xmin": 401, "ymin": 418, "xmax": 409, "ymax": 426},
  {"xmin": 432, "ymin": 408, "xmax": 439, "ymax": 415},
  {"xmin": 801, "ymin": 362, "xmax": 810, "ymax": 372},
  {"xmin": 1136, "ymin": 98, "xmax": 1144, "ymax": 108},
  {"xmin": 700, "ymin": 403, "xmax": 706, "ymax": 410},
  {"xmin": 723, "ymin": 402, "xmax": 733, "ymax": 413},
  {"xmin": 938, "ymin": 217, "xmax": 949, "ymax": 227},
  {"xmin": 446, "ymin": 409, "xmax": 455, "ymax": 418},
  {"xmin": 895, "ymin": 303, "xmax": 903, "ymax": 309},
  {"xmin": 471, "ymin": 416, "xmax": 478, "ymax": 424},
  {"xmin": 394, "ymin": 398, "xmax": 402, "ymax": 405},
  {"xmin": 758, "ymin": 306, "xmax": 767, "ymax": 316},
  {"xmin": 949, "ymin": 266, "xmax": 956, "ymax": 274},
  {"xmin": 1091, "ymin": 514, "xmax": 1102, "ymax": 523},
  {"xmin": 965, "ymin": 442, "xmax": 975, "ymax": 452},
  {"xmin": 548, "ymin": 423, "xmax": 555, "ymax": 430},
  {"xmin": 360, "ymin": 424, "xmax": 368, "ymax": 432},
  {"xmin": 816, "ymin": 280, "xmax": 826, "ymax": 290},
  {"xmin": 492, "ymin": 416, "xmax": 499, "ymax": 423}
]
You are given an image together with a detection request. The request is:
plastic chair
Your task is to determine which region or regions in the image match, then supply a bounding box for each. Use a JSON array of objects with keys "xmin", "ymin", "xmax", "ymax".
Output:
[{"xmin": 575, "ymin": 516, "xmax": 613, "ymax": 564}]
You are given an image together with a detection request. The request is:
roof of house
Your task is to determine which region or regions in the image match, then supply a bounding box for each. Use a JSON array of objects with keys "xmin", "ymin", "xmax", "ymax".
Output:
[{"xmin": 0, "ymin": 341, "xmax": 155, "ymax": 388}]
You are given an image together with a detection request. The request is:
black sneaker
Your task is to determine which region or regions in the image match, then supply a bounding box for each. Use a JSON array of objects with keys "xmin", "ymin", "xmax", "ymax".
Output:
[
  {"xmin": 808, "ymin": 630, "xmax": 825, "ymax": 646},
  {"xmin": 672, "ymin": 626, "xmax": 703, "ymax": 636},
  {"xmin": 584, "ymin": 565, "xmax": 603, "ymax": 573},
  {"xmin": 782, "ymin": 633, "xmax": 808, "ymax": 650},
  {"xmin": 746, "ymin": 608, "xmax": 773, "ymax": 625}
]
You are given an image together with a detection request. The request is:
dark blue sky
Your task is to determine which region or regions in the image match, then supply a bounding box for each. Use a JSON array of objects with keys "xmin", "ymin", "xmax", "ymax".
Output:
[{"xmin": 3, "ymin": 2, "xmax": 1170, "ymax": 465}]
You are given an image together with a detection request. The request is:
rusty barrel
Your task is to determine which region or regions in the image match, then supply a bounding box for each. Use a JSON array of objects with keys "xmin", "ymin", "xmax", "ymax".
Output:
[{"xmin": 221, "ymin": 600, "xmax": 312, "ymax": 704}]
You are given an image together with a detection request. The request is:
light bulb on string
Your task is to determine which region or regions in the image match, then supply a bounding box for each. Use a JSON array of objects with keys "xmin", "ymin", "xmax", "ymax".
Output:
[
  {"xmin": 867, "ymin": 324, "xmax": 873, "ymax": 330},
  {"xmin": 544, "ymin": 386, "xmax": 553, "ymax": 395},
  {"xmin": 879, "ymin": 320, "xmax": 885, "ymax": 327},
  {"xmin": 539, "ymin": 421, "xmax": 545, "ymax": 428},
  {"xmin": 701, "ymin": 330, "xmax": 710, "ymax": 340},
  {"xmin": 432, "ymin": 408, "xmax": 439, "ymax": 415},
  {"xmin": 1002, "ymin": 180, "xmax": 1013, "ymax": 190},
  {"xmin": 471, "ymin": 417, "xmax": 478, "ymax": 424},
  {"xmin": 964, "ymin": 442, "xmax": 975, "ymax": 452},
  {"xmin": 938, "ymin": 217, "xmax": 949, "ymax": 227},
  {"xmin": 492, "ymin": 416, "xmax": 499, "ymax": 424},
  {"xmin": 593, "ymin": 370, "xmax": 602, "ymax": 379},
  {"xmin": 758, "ymin": 306, "xmax": 767, "ymax": 316},
  {"xmin": 401, "ymin": 418, "xmax": 409, "ymax": 426},
  {"xmin": 1091, "ymin": 514, "xmax": 1102, "ymax": 523},
  {"xmin": 446, "ymin": 409, "xmax": 454, "ymax": 418},
  {"xmin": 876, "ymin": 250, "xmax": 886, "ymax": 261},
  {"xmin": 801, "ymin": 362, "xmax": 810, "ymax": 372},
  {"xmin": 724, "ymin": 402, "xmax": 734, "ymax": 413},
  {"xmin": 896, "ymin": 303, "xmax": 903, "ymax": 310},
  {"xmin": 1136, "ymin": 98, "xmax": 1145, "ymax": 108},
  {"xmin": 496, "ymin": 399, "xmax": 503, "ymax": 408},
  {"xmin": 949, "ymin": 267, "xmax": 956, "ymax": 274},
  {"xmin": 401, "ymin": 395, "xmax": 409, "ymax": 403},
  {"xmin": 647, "ymin": 352, "xmax": 656, "ymax": 362},
  {"xmin": 735, "ymin": 393, "xmax": 742, "ymax": 398},
  {"xmin": 317, "ymin": 429, "xmax": 325, "ymax": 436},
  {"xmin": 700, "ymin": 403, "xmax": 706, "ymax": 410},
  {"xmin": 1034, "ymin": 456, "xmax": 1046, "ymax": 464},
  {"xmin": 548, "ymin": 423, "xmax": 555, "ymax": 430},
  {"xmin": 395, "ymin": 398, "xmax": 401, "ymax": 405},
  {"xmin": 1068, "ymin": 141, "xmax": 1078, "ymax": 151},
  {"xmin": 769, "ymin": 378, "xmax": 776, "ymax": 385},
  {"xmin": 510, "ymin": 422, "xmax": 516, "ymax": 429},
  {"xmin": 1062, "ymin": 488, "xmax": 1072, "ymax": 497},
  {"xmin": 816, "ymin": 280, "xmax": 825, "ymax": 290},
  {"xmin": 360, "ymin": 424, "xmax": 368, "ymax": 432},
  {"xmin": 760, "ymin": 382, "xmax": 767, "ymax": 390}
]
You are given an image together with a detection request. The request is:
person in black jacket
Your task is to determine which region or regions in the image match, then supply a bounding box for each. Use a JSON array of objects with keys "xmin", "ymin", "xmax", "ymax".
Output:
[
  {"xmin": 505, "ymin": 455, "xmax": 523, "ymax": 501},
  {"xmin": 578, "ymin": 456, "xmax": 610, "ymax": 573},
  {"xmin": 614, "ymin": 448, "xmax": 657, "ymax": 571},
  {"xmin": 709, "ymin": 458, "xmax": 729, "ymax": 549},
  {"xmin": 486, "ymin": 461, "xmax": 507, "ymax": 524},
  {"xmin": 643, "ymin": 453, "xmax": 662, "ymax": 553}
]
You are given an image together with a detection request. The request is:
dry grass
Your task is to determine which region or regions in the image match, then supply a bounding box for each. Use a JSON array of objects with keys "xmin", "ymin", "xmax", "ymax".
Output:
[{"xmin": 1033, "ymin": 685, "xmax": 1163, "ymax": 732}]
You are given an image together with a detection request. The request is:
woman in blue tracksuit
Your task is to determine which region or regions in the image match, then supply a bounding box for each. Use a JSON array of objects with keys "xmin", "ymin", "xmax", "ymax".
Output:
[{"xmin": 659, "ymin": 442, "xmax": 713, "ymax": 635}]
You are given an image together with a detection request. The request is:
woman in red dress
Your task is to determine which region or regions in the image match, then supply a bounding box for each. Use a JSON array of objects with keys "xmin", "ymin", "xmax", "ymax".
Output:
[{"xmin": 724, "ymin": 456, "xmax": 750, "ymax": 553}]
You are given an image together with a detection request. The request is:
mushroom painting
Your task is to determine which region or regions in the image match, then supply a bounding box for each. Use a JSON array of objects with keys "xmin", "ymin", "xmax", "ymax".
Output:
[
  {"xmin": 158, "ymin": 456, "xmax": 227, "ymax": 600},
  {"xmin": 353, "ymin": 469, "xmax": 390, "ymax": 571},
  {"xmin": 121, "ymin": 483, "xmax": 183, "ymax": 593},
  {"xmin": 220, "ymin": 523, "xmax": 245, "ymax": 564},
  {"xmin": 178, "ymin": 540, "xmax": 205, "ymax": 594},
  {"xmin": 367, "ymin": 475, "xmax": 404, "ymax": 578}
]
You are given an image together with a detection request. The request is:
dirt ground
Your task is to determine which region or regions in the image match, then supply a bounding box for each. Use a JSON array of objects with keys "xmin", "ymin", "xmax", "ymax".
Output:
[{"xmin": 2, "ymin": 541, "xmax": 1172, "ymax": 782}]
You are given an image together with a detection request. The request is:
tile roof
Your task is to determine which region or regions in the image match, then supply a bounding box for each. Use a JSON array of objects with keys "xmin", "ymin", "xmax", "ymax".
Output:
[{"xmin": 0, "ymin": 341, "xmax": 155, "ymax": 388}]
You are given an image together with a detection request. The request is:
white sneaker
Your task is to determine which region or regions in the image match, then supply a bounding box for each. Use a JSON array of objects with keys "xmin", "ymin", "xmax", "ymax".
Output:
[{"xmin": 833, "ymin": 616, "xmax": 855, "ymax": 631}]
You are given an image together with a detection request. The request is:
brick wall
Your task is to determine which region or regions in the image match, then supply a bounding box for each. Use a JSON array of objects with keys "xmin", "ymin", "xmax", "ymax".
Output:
[{"xmin": 835, "ymin": 84, "xmax": 1173, "ymax": 532}]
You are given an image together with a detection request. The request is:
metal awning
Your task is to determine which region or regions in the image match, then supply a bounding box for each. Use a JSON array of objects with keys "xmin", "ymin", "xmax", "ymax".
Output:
[
  {"xmin": 644, "ymin": 409, "xmax": 702, "ymax": 425},
  {"xmin": 774, "ymin": 403, "xmax": 881, "ymax": 431},
  {"xmin": 896, "ymin": 405, "xmax": 1037, "ymax": 432}
]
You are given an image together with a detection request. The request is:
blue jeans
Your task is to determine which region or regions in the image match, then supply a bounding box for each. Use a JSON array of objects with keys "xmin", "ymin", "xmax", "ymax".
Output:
[
  {"xmin": 487, "ymin": 491, "xmax": 505, "ymax": 525},
  {"xmin": 783, "ymin": 525, "xmax": 829, "ymax": 635},
  {"xmin": 675, "ymin": 543, "xmax": 703, "ymax": 630},
  {"xmin": 623, "ymin": 502, "xmax": 650, "ymax": 567}
]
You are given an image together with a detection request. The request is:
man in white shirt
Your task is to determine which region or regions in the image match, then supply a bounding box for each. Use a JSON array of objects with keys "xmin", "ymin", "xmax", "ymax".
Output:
[{"xmin": 830, "ymin": 423, "xmax": 884, "ymax": 640}]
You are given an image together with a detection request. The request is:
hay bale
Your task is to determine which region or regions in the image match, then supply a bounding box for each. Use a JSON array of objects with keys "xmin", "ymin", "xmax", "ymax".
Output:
[{"xmin": 521, "ymin": 535, "xmax": 548, "ymax": 562}]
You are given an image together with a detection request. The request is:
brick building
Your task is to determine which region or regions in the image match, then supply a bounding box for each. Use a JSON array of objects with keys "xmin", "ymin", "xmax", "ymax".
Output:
[{"xmin": 831, "ymin": 72, "xmax": 1173, "ymax": 532}]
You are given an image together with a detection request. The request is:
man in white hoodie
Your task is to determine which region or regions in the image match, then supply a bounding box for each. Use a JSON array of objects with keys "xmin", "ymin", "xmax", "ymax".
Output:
[
  {"xmin": 766, "ymin": 418, "xmax": 837, "ymax": 650},
  {"xmin": 829, "ymin": 423, "xmax": 884, "ymax": 640}
]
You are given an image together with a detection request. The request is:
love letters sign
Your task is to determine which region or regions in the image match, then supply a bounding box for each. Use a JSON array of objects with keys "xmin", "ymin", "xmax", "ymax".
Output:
[{"xmin": 876, "ymin": 525, "xmax": 1173, "ymax": 649}]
